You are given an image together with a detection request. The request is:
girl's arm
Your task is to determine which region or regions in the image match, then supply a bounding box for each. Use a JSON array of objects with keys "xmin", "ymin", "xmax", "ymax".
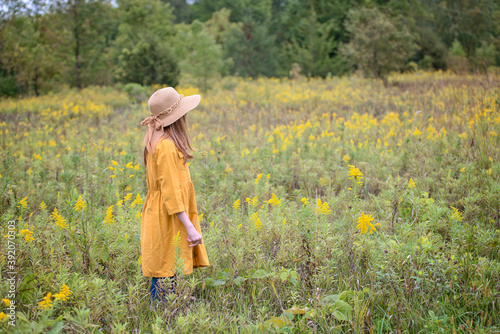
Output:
[{"xmin": 176, "ymin": 211, "xmax": 203, "ymax": 247}]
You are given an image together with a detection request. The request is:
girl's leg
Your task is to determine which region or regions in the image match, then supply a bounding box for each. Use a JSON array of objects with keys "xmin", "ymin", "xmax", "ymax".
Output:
[{"xmin": 150, "ymin": 275, "xmax": 177, "ymax": 302}]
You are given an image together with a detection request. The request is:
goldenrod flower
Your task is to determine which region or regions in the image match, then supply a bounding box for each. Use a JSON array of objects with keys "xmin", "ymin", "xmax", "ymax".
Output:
[
  {"xmin": 104, "ymin": 206, "xmax": 114, "ymax": 224},
  {"xmin": 408, "ymin": 178, "xmax": 416, "ymax": 189},
  {"xmin": 233, "ymin": 199, "xmax": 241, "ymax": 209},
  {"xmin": 74, "ymin": 196, "xmax": 86, "ymax": 212},
  {"xmin": 123, "ymin": 193, "xmax": 133, "ymax": 202},
  {"xmin": 19, "ymin": 229, "xmax": 34, "ymax": 242},
  {"xmin": 255, "ymin": 173, "xmax": 263, "ymax": 184},
  {"xmin": 342, "ymin": 154, "xmax": 350, "ymax": 163},
  {"xmin": 0, "ymin": 312, "xmax": 7, "ymax": 321},
  {"xmin": 51, "ymin": 208, "xmax": 68, "ymax": 229},
  {"xmin": 266, "ymin": 193, "xmax": 282, "ymax": 206},
  {"xmin": 2, "ymin": 299, "xmax": 10, "ymax": 306},
  {"xmin": 316, "ymin": 198, "xmax": 332, "ymax": 215},
  {"xmin": 38, "ymin": 292, "xmax": 53, "ymax": 310},
  {"xmin": 348, "ymin": 165, "xmax": 364, "ymax": 182},
  {"xmin": 40, "ymin": 201, "xmax": 47, "ymax": 211},
  {"xmin": 254, "ymin": 217, "xmax": 262, "ymax": 230},
  {"xmin": 130, "ymin": 194, "xmax": 143, "ymax": 208},
  {"xmin": 112, "ymin": 160, "xmax": 118, "ymax": 166},
  {"xmin": 356, "ymin": 212, "xmax": 380, "ymax": 235},
  {"xmin": 450, "ymin": 207, "xmax": 463, "ymax": 222},
  {"xmin": 17, "ymin": 197, "xmax": 28, "ymax": 209},
  {"xmin": 301, "ymin": 197, "xmax": 309, "ymax": 205},
  {"xmin": 53, "ymin": 284, "xmax": 71, "ymax": 301},
  {"xmin": 245, "ymin": 196, "xmax": 259, "ymax": 207}
]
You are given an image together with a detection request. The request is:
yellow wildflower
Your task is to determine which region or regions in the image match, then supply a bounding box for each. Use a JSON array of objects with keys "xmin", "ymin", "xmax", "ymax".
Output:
[
  {"xmin": 2, "ymin": 299, "xmax": 10, "ymax": 306},
  {"xmin": 266, "ymin": 193, "xmax": 282, "ymax": 206},
  {"xmin": 104, "ymin": 206, "xmax": 114, "ymax": 224},
  {"xmin": 130, "ymin": 194, "xmax": 143, "ymax": 208},
  {"xmin": 17, "ymin": 197, "xmax": 28, "ymax": 209},
  {"xmin": 51, "ymin": 208, "xmax": 68, "ymax": 229},
  {"xmin": 450, "ymin": 207, "xmax": 463, "ymax": 222},
  {"xmin": 233, "ymin": 199, "xmax": 241, "ymax": 209},
  {"xmin": 53, "ymin": 284, "xmax": 71, "ymax": 302},
  {"xmin": 245, "ymin": 196, "xmax": 259, "ymax": 207},
  {"xmin": 254, "ymin": 217, "xmax": 262, "ymax": 230},
  {"xmin": 74, "ymin": 196, "xmax": 86, "ymax": 212},
  {"xmin": 123, "ymin": 193, "xmax": 133, "ymax": 202},
  {"xmin": 301, "ymin": 197, "xmax": 309, "ymax": 205},
  {"xmin": 342, "ymin": 154, "xmax": 350, "ymax": 163},
  {"xmin": 40, "ymin": 201, "xmax": 47, "ymax": 211},
  {"xmin": 38, "ymin": 292, "xmax": 53, "ymax": 310},
  {"xmin": 408, "ymin": 178, "xmax": 416, "ymax": 189},
  {"xmin": 19, "ymin": 229, "xmax": 34, "ymax": 242},
  {"xmin": 356, "ymin": 212, "xmax": 380, "ymax": 235},
  {"xmin": 112, "ymin": 160, "xmax": 118, "ymax": 166},
  {"xmin": 255, "ymin": 173, "xmax": 263, "ymax": 184},
  {"xmin": 316, "ymin": 198, "xmax": 332, "ymax": 215},
  {"xmin": 348, "ymin": 165, "xmax": 364, "ymax": 182},
  {"xmin": 0, "ymin": 312, "xmax": 6, "ymax": 321}
]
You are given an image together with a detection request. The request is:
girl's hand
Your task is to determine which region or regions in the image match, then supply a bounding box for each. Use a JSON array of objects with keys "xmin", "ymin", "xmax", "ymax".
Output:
[
  {"xmin": 175, "ymin": 211, "xmax": 203, "ymax": 247},
  {"xmin": 186, "ymin": 226, "xmax": 203, "ymax": 247}
]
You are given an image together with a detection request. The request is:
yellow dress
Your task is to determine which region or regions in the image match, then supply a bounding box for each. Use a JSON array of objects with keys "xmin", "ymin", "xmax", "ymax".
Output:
[{"xmin": 141, "ymin": 138, "xmax": 210, "ymax": 277}]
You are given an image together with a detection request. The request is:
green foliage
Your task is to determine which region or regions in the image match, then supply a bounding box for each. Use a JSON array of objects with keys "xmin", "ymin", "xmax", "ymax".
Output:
[
  {"xmin": 473, "ymin": 41, "xmax": 497, "ymax": 73},
  {"xmin": 173, "ymin": 20, "xmax": 230, "ymax": 91},
  {"xmin": 342, "ymin": 6, "xmax": 417, "ymax": 84},
  {"xmin": 123, "ymin": 83, "xmax": 147, "ymax": 103},
  {"xmin": 447, "ymin": 39, "xmax": 469, "ymax": 74},
  {"xmin": 1, "ymin": 0, "xmax": 499, "ymax": 94},
  {"xmin": 0, "ymin": 66, "xmax": 18, "ymax": 97},
  {"xmin": 112, "ymin": 0, "xmax": 180, "ymax": 86}
]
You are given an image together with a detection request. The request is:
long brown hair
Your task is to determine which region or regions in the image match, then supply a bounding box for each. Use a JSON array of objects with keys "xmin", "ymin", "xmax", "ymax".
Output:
[{"xmin": 143, "ymin": 115, "xmax": 195, "ymax": 166}]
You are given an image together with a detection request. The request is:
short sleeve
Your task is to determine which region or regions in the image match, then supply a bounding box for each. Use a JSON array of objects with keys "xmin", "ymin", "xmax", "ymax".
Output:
[{"xmin": 156, "ymin": 140, "xmax": 185, "ymax": 215}]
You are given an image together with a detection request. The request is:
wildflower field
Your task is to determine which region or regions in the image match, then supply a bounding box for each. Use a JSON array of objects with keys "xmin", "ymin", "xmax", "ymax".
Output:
[{"xmin": 0, "ymin": 72, "xmax": 499, "ymax": 333}]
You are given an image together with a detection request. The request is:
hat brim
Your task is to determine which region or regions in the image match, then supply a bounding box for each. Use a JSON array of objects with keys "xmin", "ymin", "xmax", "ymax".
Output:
[{"xmin": 160, "ymin": 94, "xmax": 201, "ymax": 127}]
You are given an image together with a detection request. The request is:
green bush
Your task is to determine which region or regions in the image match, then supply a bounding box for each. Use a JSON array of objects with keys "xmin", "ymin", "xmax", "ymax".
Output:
[{"xmin": 123, "ymin": 83, "xmax": 147, "ymax": 104}]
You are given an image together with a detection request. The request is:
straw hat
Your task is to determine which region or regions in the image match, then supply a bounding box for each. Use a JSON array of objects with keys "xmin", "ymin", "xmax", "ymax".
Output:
[{"xmin": 140, "ymin": 87, "xmax": 200, "ymax": 154}]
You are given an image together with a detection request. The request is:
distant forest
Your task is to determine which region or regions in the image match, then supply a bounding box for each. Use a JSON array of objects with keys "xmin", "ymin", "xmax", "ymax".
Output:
[{"xmin": 1, "ymin": 0, "xmax": 499, "ymax": 96}]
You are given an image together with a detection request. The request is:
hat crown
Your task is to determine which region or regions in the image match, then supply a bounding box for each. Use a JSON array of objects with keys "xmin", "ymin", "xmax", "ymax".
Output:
[{"xmin": 148, "ymin": 87, "xmax": 180, "ymax": 116}]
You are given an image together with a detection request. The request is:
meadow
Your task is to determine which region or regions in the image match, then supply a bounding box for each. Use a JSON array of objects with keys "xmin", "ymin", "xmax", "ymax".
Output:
[{"xmin": 0, "ymin": 72, "xmax": 499, "ymax": 333}]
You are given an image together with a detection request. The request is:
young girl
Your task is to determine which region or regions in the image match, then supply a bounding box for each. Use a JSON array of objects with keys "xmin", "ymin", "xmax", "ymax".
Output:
[{"xmin": 140, "ymin": 87, "xmax": 210, "ymax": 302}]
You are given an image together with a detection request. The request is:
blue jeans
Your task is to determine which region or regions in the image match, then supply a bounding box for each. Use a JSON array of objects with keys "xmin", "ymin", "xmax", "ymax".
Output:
[{"xmin": 150, "ymin": 275, "xmax": 177, "ymax": 302}]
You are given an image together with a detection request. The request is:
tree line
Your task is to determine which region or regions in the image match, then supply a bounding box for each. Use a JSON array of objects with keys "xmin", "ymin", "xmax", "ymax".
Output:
[{"xmin": 1, "ymin": 0, "xmax": 499, "ymax": 96}]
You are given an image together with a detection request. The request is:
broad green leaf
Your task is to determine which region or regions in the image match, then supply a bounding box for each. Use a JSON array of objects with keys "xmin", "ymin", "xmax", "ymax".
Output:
[
  {"xmin": 233, "ymin": 276, "xmax": 246, "ymax": 287},
  {"xmin": 287, "ymin": 306, "xmax": 307, "ymax": 315}
]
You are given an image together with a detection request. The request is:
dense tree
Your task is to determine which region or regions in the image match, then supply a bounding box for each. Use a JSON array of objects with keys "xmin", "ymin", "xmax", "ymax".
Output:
[
  {"xmin": 0, "ymin": 0, "xmax": 60, "ymax": 95},
  {"xmin": 1, "ymin": 0, "xmax": 499, "ymax": 96},
  {"xmin": 112, "ymin": 0, "xmax": 180, "ymax": 86},
  {"xmin": 52, "ymin": 0, "xmax": 117, "ymax": 89},
  {"xmin": 173, "ymin": 20, "xmax": 230, "ymax": 91},
  {"xmin": 341, "ymin": 6, "xmax": 417, "ymax": 84}
]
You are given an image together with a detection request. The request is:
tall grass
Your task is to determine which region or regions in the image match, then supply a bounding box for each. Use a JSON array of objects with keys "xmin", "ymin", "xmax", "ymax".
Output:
[{"xmin": 0, "ymin": 71, "xmax": 499, "ymax": 333}]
